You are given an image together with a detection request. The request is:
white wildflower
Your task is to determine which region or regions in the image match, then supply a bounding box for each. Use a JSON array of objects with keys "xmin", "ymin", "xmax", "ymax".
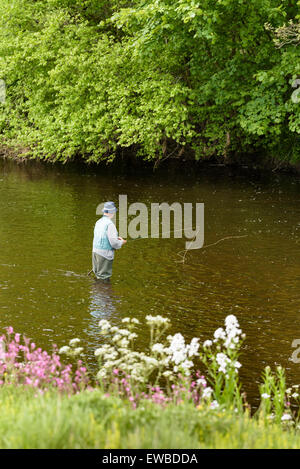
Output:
[
  {"xmin": 146, "ymin": 315, "xmax": 170, "ymax": 326},
  {"xmin": 98, "ymin": 319, "xmax": 111, "ymax": 331},
  {"xmin": 210, "ymin": 400, "xmax": 220, "ymax": 409},
  {"xmin": 197, "ymin": 378, "xmax": 207, "ymax": 387},
  {"xmin": 216, "ymin": 352, "xmax": 230, "ymax": 374},
  {"xmin": 69, "ymin": 338, "xmax": 80, "ymax": 347},
  {"xmin": 202, "ymin": 387, "xmax": 213, "ymax": 399},
  {"xmin": 128, "ymin": 333, "xmax": 138, "ymax": 340},
  {"xmin": 187, "ymin": 338, "xmax": 200, "ymax": 358},
  {"xmin": 214, "ymin": 328, "xmax": 226, "ymax": 341},
  {"xmin": 162, "ymin": 371, "xmax": 173, "ymax": 378},
  {"xmin": 152, "ymin": 343, "xmax": 165, "ymax": 354},
  {"xmin": 203, "ymin": 340, "xmax": 212, "ymax": 348},
  {"xmin": 59, "ymin": 346, "xmax": 70, "ymax": 354},
  {"xmin": 118, "ymin": 338, "xmax": 130, "ymax": 348},
  {"xmin": 97, "ymin": 369, "xmax": 107, "ymax": 380},
  {"xmin": 143, "ymin": 356, "xmax": 159, "ymax": 367},
  {"xmin": 112, "ymin": 334, "xmax": 121, "ymax": 343},
  {"xmin": 118, "ymin": 329, "xmax": 130, "ymax": 336}
]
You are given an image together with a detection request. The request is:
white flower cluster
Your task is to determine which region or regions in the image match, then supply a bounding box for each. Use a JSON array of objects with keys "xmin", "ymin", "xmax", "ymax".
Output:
[
  {"xmin": 165, "ymin": 334, "xmax": 200, "ymax": 375},
  {"xmin": 95, "ymin": 316, "xmax": 170, "ymax": 383},
  {"xmin": 59, "ymin": 337, "xmax": 83, "ymax": 356},
  {"xmin": 213, "ymin": 315, "xmax": 244, "ymax": 350},
  {"xmin": 94, "ymin": 316, "xmax": 203, "ymax": 382},
  {"xmin": 202, "ymin": 315, "xmax": 244, "ymax": 377},
  {"xmin": 216, "ymin": 352, "xmax": 241, "ymax": 375},
  {"xmin": 146, "ymin": 315, "xmax": 170, "ymax": 326}
]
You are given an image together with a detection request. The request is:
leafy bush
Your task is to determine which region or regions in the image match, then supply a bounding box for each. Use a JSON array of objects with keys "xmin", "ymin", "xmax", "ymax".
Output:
[{"xmin": 0, "ymin": 0, "xmax": 299, "ymax": 164}]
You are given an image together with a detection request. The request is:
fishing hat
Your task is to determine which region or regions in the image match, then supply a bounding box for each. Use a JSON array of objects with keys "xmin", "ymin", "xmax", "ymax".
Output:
[{"xmin": 102, "ymin": 201, "xmax": 118, "ymax": 213}]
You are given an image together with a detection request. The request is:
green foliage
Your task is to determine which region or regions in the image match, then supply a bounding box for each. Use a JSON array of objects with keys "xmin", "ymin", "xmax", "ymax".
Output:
[
  {"xmin": 0, "ymin": 0, "xmax": 299, "ymax": 164},
  {"xmin": 0, "ymin": 385, "xmax": 300, "ymax": 448}
]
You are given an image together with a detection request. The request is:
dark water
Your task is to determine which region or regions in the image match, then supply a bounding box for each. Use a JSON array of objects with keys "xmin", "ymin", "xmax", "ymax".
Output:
[{"xmin": 0, "ymin": 159, "xmax": 299, "ymax": 404}]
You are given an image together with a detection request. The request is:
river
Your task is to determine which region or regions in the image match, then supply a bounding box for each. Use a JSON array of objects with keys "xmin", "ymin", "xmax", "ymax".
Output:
[{"xmin": 0, "ymin": 158, "xmax": 299, "ymax": 405}]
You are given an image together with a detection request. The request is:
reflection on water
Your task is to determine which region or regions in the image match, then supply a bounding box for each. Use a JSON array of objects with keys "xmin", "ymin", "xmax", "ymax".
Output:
[
  {"xmin": 87, "ymin": 280, "xmax": 116, "ymax": 336},
  {"xmin": 0, "ymin": 158, "xmax": 299, "ymax": 405}
]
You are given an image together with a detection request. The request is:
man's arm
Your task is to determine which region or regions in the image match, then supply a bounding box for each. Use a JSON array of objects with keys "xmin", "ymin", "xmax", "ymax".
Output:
[{"xmin": 107, "ymin": 223, "xmax": 126, "ymax": 249}]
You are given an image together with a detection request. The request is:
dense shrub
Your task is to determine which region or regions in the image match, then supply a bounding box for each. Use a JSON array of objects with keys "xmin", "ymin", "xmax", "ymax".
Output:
[{"xmin": 0, "ymin": 0, "xmax": 299, "ymax": 164}]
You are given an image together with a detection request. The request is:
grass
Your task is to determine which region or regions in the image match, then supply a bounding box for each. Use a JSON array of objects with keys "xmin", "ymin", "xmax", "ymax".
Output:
[{"xmin": 0, "ymin": 385, "xmax": 300, "ymax": 449}]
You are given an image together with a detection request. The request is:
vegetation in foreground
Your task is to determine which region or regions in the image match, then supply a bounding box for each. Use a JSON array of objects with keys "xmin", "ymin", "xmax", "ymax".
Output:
[
  {"xmin": 0, "ymin": 315, "xmax": 300, "ymax": 448},
  {"xmin": 0, "ymin": 0, "xmax": 299, "ymax": 166},
  {"xmin": 0, "ymin": 385, "xmax": 300, "ymax": 449}
]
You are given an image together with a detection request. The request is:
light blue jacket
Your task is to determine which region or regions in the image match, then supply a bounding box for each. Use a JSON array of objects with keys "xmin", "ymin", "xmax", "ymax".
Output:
[{"xmin": 93, "ymin": 216, "xmax": 113, "ymax": 251}]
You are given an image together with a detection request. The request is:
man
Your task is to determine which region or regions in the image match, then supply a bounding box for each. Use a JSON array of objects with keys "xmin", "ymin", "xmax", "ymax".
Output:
[{"xmin": 92, "ymin": 201, "xmax": 126, "ymax": 281}]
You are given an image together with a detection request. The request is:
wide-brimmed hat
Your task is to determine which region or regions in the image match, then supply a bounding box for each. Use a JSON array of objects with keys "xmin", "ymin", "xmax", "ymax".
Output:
[{"xmin": 102, "ymin": 201, "xmax": 118, "ymax": 213}]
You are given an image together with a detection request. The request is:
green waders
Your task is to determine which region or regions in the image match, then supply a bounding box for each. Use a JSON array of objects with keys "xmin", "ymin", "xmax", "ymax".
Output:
[{"xmin": 92, "ymin": 252, "xmax": 113, "ymax": 281}]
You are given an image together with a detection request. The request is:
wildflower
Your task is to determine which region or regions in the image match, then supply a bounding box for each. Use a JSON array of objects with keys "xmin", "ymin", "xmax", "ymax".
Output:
[
  {"xmin": 97, "ymin": 369, "xmax": 107, "ymax": 379},
  {"xmin": 202, "ymin": 387, "xmax": 213, "ymax": 399},
  {"xmin": 281, "ymin": 414, "xmax": 292, "ymax": 422},
  {"xmin": 216, "ymin": 352, "xmax": 230, "ymax": 374},
  {"xmin": 98, "ymin": 320, "xmax": 111, "ymax": 333},
  {"xmin": 118, "ymin": 329, "xmax": 130, "ymax": 337},
  {"xmin": 152, "ymin": 343, "xmax": 165, "ymax": 354},
  {"xmin": 179, "ymin": 360, "xmax": 194, "ymax": 373},
  {"xmin": 146, "ymin": 315, "xmax": 170, "ymax": 326},
  {"xmin": 118, "ymin": 338, "xmax": 129, "ymax": 348},
  {"xmin": 197, "ymin": 378, "xmax": 207, "ymax": 387},
  {"xmin": 59, "ymin": 346, "xmax": 70, "ymax": 354},
  {"xmin": 214, "ymin": 328, "xmax": 226, "ymax": 341},
  {"xmin": 69, "ymin": 338, "xmax": 81, "ymax": 347},
  {"xmin": 234, "ymin": 361, "xmax": 242, "ymax": 371},
  {"xmin": 261, "ymin": 393, "xmax": 270, "ymax": 399},
  {"xmin": 128, "ymin": 333, "xmax": 137, "ymax": 340},
  {"xmin": 203, "ymin": 340, "xmax": 212, "ymax": 348},
  {"xmin": 210, "ymin": 400, "xmax": 219, "ymax": 409},
  {"xmin": 162, "ymin": 371, "xmax": 173, "ymax": 378},
  {"xmin": 187, "ymin": 338, "xmax": 200, "ymax": 358}
]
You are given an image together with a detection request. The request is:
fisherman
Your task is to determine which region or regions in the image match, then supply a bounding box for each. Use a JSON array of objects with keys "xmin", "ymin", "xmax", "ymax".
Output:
[{"xmin": 92, "ymin": 201, "xmax": 126, "ymax": 282}]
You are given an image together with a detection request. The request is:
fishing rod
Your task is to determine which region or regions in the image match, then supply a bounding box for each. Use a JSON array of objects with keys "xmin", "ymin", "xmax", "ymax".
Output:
[
  {"xmin": 87, "ymin": 231, "xmax": 248, "ymax": 274},
  {"xmin": 87, "ymin": 229, "xmax": 186, "ymax": 276}
]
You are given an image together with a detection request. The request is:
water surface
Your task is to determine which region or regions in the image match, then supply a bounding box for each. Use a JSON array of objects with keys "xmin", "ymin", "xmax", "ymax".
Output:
[{"xmin": 0, "ymin": 159, "xmax": 299, "ymax": 404}]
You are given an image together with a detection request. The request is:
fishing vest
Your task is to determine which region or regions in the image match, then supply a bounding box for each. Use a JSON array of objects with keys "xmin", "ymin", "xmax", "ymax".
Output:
[{"xmin": 93, "ymin": 216, "xmax": 114, "ymax": 251}]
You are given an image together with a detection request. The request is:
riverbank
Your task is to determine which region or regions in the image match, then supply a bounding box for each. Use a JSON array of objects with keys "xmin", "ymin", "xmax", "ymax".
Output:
[
  {"xmin": 0, "ymin": 385, "xmax": 299, "ymax": 449},
  {"xmin": 1, "ymin": 143, "xmax": 300, "ymax": 175},
  {"xmin": 0, "ymin": 315, "xmax": 300, "ymax": 449}
]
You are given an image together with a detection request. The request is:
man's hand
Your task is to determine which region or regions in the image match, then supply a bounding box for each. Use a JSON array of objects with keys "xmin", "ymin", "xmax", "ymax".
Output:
[{"xmin": 118, "ymin": 237, "xmax": 127, "ymax": 245}]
